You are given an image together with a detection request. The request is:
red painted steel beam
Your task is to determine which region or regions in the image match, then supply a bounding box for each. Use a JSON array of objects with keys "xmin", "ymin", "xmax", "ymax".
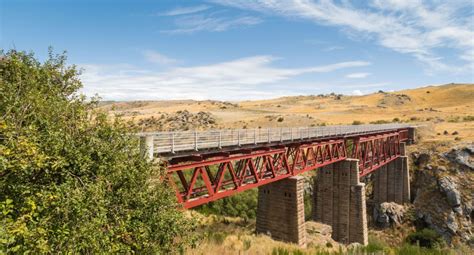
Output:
[{"xmin": 165, "ymin": 129, "xmax": 409, "ymax": 208}]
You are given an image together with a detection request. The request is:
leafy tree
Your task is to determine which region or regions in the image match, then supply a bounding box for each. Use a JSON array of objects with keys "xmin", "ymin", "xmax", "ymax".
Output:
[
  {"xmin": 0, "ymin": 49, "xmax": 194, "ymax": 253},
  {"xmin": 197, "ymin": 189, "xmax": 258, "ymax": 220}
]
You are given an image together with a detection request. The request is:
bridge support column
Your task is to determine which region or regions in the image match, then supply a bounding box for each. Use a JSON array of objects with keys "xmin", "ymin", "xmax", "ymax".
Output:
[
  {"xmin": 256, "ymin": 176, "xmax": 306, "ymax": 246},
  {"xmin": 373, "ymin": 143, "xmax": 410, "ymax": 205},
  {"xmin": 313, "ymin": 159, "xmax": 368, "ymax": 245}
]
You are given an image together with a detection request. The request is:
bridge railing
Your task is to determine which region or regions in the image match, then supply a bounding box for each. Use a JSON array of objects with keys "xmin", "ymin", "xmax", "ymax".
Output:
[{"xmin": 140, "ymin": 123, "xmax": 412, "ymax": 154}]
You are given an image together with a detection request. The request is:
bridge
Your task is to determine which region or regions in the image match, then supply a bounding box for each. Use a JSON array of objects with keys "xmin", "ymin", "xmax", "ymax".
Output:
[{"xmin": 140, "ymin": 123, "xmax": 416, "ymax": 246}]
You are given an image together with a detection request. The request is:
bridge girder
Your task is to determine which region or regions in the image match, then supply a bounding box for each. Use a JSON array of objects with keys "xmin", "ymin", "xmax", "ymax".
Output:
[{"xmin": 165, "ymin": 129, "xmax": 409, "ymax": 209}]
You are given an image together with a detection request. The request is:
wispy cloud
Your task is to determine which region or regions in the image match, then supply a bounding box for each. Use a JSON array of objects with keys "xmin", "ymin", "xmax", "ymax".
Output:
[
  {"xmin": 213, "ymin": 0, "xmax": 474, "ymax": 73},
  {"xmin": 162, "ymin": 13, "xmax": 262, "ymax": 34},
  {"xmin": 323, "ymin": 46, "xmax": 344, "ymax": 52},
  {"xmin": 142, "ymin": 50, "xmax": 178, "ymax": 65},
  {"xmin": 80, "ymin": 56, "xmax": 370, "ymax": 100},
  {"xmin": 346, "ymin": 72, "xmax": 371, "ymax": 79},
  {"xmin": 158, "ymin": 5, "xmax": 210, "ymax": 16}
]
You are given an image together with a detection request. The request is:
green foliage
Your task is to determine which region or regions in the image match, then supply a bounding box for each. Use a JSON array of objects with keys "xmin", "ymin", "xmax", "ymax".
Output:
[
  {"xmin": 272, "ymin": 247, "xmax": 290, "ymax": 255},
  {"xmin": 243, "ymin": 238, "xmax": 251, "ymax": 250},
  {"xmin": 197, "ymin": 189, "xmax": 257, "ymax": 220},
  {"xmin": 207, "ymin": 231, "xmax": 226, "ymax": 245},
  {"xmin": 348, "ymin": 234, "xmax": 449, "ymax": 255},
  {"xmin": 361, "ymin": 235, "xmax": 391, "ymax": 254},
  {"xmin": 0, "ymin": 49, "xmax": 194, "ymax": 253},
  {"xmin": 405, "ymin": 228, "xmax": 445, "ymax": 249}
]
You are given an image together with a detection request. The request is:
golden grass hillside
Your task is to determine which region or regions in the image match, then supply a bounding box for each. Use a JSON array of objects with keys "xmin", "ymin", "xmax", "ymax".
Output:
[{"xmin": 100, "ymin": 83, "xmax": 473, "ymax": 142}]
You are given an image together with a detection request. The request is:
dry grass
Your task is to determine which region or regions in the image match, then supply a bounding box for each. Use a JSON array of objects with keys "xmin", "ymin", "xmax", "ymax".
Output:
[{"xmin": 101, "ymin": 84, "xmax": 474, "ymax": 138}]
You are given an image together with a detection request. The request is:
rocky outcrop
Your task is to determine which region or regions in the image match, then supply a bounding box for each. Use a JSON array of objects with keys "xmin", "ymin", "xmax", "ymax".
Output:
[
  {"xmin": 412, "ymin": 152, "xmax": 431, "ymax": 166},
  {"xmin": 437, "ymin": 176, "xmax": 462, "ymax": 212},
  {"xmin": 373, "ymin": 202, "xmax": 406, "ymax": 228},
  {"xmin": 378, "ymin": 93, "xmax": 411, "ymax": 107},
  {"xmin": 137, "ymin": 110, "xmax": 218, "ymax": 131},
  {"xmin": 411, "ymin": 145, "xmax": 473, "ymax": 244},
  {"xmin": 443, "ymin": 144, "xmax": 474, "ymax": 170}
]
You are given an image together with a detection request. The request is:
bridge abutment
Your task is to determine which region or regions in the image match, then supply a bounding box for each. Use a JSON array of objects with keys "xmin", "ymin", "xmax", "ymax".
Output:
[
  {"xmin": 312, "ymin": 159, "xmax": 368, "ymax": 245},
  {"xmin": 256, "ymin": 176, "xmax": 306, "ymax": 246},
  {"xmin": 373, "ymin": 143, "xmax": 410, "ymax": 205}
]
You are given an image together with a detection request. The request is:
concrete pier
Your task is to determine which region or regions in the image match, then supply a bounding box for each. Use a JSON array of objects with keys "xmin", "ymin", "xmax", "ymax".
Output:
[
  {"xmin": 256, "ymin": 176, "xmax": 306, "ymax": 246},
  {"xmin": 373, "ymin": 143, "xmax": 410, "ymax": 204},
  {"xmin": 313, "ymin": 159, "xmax": 368, "ymax": 245}
]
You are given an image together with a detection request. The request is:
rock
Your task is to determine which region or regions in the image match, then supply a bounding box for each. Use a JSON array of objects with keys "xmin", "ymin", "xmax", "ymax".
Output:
[
  {"xmin": 413, "ymin": 152, "xmax": 431, "ymax": 166},
  {"xmin": 437, "ymin": 176, "xmax": 462, "ymax": 209},
  {"xmin": 373, "ymin": 202, "xmax": 406, "ymax": 228},
  {"xmin": 306, "ymin": 221, "xmax": 332, "ymax": 236},
  {"xmin": 443, "ymin": 145, "xmax": 474, "ymax": 170},
  {"xmin": 446, "ymin": 212, "xmax": 458, "ymax": 234}
]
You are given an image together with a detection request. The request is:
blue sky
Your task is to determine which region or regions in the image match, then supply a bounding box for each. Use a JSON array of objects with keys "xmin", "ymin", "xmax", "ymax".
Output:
[{"xmin": 1, "ymin": 0, "xmax": 473, "ymax": 100}]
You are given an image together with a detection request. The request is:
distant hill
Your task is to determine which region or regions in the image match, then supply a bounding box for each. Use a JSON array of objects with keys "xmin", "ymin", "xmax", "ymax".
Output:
[{"xmin": 100, "ymin": 83, "xmax": 473, "ymax": 135}]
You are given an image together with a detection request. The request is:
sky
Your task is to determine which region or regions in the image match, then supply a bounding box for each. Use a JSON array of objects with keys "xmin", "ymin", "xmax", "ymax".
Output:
[{"xmin": 1, "ymin": 0, "xmax": 473, "ymax": 101}]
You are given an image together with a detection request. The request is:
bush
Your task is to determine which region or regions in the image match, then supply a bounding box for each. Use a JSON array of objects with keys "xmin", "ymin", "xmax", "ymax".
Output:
[
  {"xmin": 352, "ymin": 120, "xmax": 364, "ymax": 125},
  {"xmin": 463, "ymin": 115, "xmax": 474, "ymax": 122},
  {"xmin": 370, "ymin": 120, "xmax": 391, "ymax": 124},
  {"xmin": 0, "ymin": 49, "xmax": 194, "ymax": 253},
  {"xmin": 197, "ymin": 189, "xmax": 258, "ymax": 220},
  {"xmin": 405, "ymin": 229, "xmax": 445, "ymax": 249}
]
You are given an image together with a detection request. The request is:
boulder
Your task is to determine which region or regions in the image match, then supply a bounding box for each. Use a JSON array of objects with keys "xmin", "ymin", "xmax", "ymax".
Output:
[
  {"xmin": 443, "ymin": 144, "xmax": 474, "ymax": 170},
  {"xmin": 373, "ymin": 202, "xmax": 406, "ymax": 228},
  {"xmin": 446, "ymin": 212, "xmax": 458, "ymax": 234},
  {"xmin": 413, "ymin": 152, "xmax": 431, "ymax": 166},
  {"xmin": 437, "ymin": 176, "xmax": 462, "ymax": 210}
]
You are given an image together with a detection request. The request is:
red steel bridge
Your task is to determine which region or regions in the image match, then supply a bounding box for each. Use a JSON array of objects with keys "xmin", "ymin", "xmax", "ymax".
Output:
[{"xmin": 140, "ymin": 124, "xmax": 415, "ymax": 209}]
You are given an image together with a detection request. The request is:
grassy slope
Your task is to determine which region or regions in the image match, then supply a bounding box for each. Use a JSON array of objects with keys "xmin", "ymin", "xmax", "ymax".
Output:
[{"xmin": 101, "ymin": 83, "xmax": 473, "ymax": 141}]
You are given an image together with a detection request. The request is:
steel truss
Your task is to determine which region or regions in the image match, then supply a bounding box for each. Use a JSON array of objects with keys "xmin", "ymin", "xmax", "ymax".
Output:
[{"xmin": 166, "ymin": 130, "xmax": 408, "ymax": 208}]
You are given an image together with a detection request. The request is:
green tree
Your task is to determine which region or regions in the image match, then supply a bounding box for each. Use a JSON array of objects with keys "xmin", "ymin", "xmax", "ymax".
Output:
[{"xmin": 0, "ymin": 49, "xmax": 194, "ymax": 253}]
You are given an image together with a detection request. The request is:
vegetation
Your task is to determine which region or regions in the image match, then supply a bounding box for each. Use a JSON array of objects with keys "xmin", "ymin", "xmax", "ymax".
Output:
[
  {"xmin": 352, "ymin": 120, "xmax": 364, "ymax": 125},
  {"xmin": 0, "ymin": 49, "xmax": 194, "ymax": 253},
  {"xmin": 369, "ymin": 119, "xmax": 391, "ymax": 124},
  {"xmin": 197, "ymin": 189, "xmax": 258, "ymax": 220},
  {"xmin": 463, "ymin": 115, "xmax": 474, "ymax": 121},
  {"xmin": 405, "ymin": 228, "xmax": 445, "ymax": 249}
]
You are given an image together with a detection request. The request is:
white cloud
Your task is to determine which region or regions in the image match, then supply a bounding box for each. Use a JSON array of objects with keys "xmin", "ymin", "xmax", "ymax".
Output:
[
  {"xmin": 162, "ymin": 14, "xmax": 262, "ymax": 34},
  {"xmin": 142, "ymin": 50, "xmax": 177, "ymax": 65},
  {"xmin": 352, "ymin": 90, "xmax": 364, "ymax": 96},
  {"xmin": 346, "ymin": 72, "xmax": 371, "ymax": 79},
  {"xmin": 213, "ymin": 0, "xmax": 474, "ymax": 73},
  {"xmin": 79, "ymin": 56, "xmax": 370, "ymax": 100},
  {"xmin": 159, "ymin": 5, "xmax": 210, "ymax": 16},
  {"xmin": 323, "ymin": 46, "xmax": 344, "ymax": 51}
]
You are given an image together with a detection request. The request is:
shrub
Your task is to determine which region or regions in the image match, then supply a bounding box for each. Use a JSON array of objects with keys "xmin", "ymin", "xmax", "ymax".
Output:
[
  {"xmin": 197, "ymin": 189, "xmax": 257, "ymax": 220},
  {"xmin": 277, "ymin": 117, "xmax": 284, "ymax": 122},
  {"xmin": 405, "ymin": 228, "xmax": 445, "ymax": 249},
  {"xmin": 0, "ymin": 49, "xmax": 194, "ymax": 253},
  {"xmin": 352, "ymin": 120, "xmax": 364, "ymax": 125},
  {"xmin": 393, "ymin": 117, "xmax": 400, "ymax": 122},
  {"xmin": 463, "ymin": 115, "xmax": 474, "ymax": 121},
  {"xmin": 370, "ymin": 120, "xmax": 391, "ymax": 124}
]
